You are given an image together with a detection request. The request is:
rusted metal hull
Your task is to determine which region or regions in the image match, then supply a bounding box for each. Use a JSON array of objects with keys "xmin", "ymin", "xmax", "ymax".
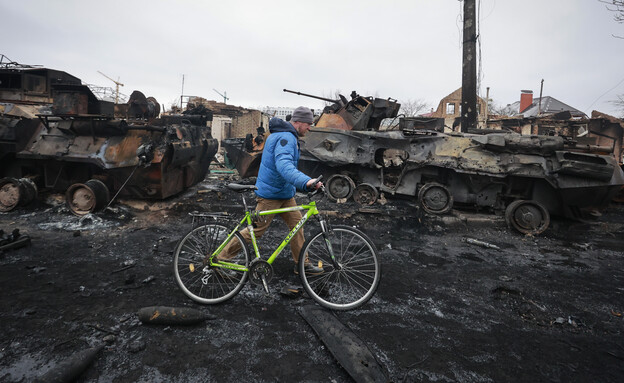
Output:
[{"xmin": 11, "ymin": 123, "xmax": 217, "ymax": 199}]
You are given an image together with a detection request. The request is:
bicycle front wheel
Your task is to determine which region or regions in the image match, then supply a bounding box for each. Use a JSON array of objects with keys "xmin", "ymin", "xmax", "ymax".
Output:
[
  {"xmin": 299, "ymin": 225, "xmax": 380, "ymax": 310},
  {"xmin": 174, "ymin": 224, "xmax": 249, "ymax": 304}
]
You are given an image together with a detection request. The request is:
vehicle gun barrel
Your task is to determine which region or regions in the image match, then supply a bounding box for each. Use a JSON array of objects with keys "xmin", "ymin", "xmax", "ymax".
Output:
[{"xmin": 283, "ymin": 89, "xmax": 339, "ymax": 104}]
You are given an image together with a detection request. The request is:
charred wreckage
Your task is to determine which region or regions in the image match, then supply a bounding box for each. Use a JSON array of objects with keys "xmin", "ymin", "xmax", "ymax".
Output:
[
  {"xmin": 0, "ymin": 58, "xmax": 218, "ymax": 215},
  {"xmin": 224, "ymin": 89, "xmax": 624, "ymax": 235}
]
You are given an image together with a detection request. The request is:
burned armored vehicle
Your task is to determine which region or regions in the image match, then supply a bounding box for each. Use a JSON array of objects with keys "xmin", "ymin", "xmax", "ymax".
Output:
[
  {"xmin": 284, "ymin": 89, "xmax": 401, "ymax": 132},
  {"xmin": 290, "ymin": 90, "xmax": 624, "ymax": 235},
  {"xmin": 0, "ymin": 59, "xmax": 218, "ymax": 215},
  {"xmin": 219, "ymin": 90, "xmax": 401, "ymax": 178},
  {"xmin": 221, "ymin": 125, "xmax": 267, "ymax": 178}
]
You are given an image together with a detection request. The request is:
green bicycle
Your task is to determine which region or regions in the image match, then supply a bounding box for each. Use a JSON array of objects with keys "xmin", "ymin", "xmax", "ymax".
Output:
[{"xmin": 173, "ymin": 177, "xmax": 381, "ymax": 310}]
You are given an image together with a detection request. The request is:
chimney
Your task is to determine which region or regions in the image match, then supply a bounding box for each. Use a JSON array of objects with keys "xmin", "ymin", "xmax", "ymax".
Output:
[{"xmin": 519, "ymin": 90, "xmax": 533, "ymax": 113}]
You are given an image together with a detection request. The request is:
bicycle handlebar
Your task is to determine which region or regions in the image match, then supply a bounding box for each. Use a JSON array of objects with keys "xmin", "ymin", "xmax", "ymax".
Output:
[{"xmin": 307, "ymin": 175, "xmax": 325, "ymax": 199}]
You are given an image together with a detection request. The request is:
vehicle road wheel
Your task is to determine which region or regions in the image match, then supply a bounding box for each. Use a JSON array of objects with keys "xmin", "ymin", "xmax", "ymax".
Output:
[
  {"xmin": 0, "ymin": 178, "xmax": 38, "ymax": 212},
  {"xmin": 66, "ymin": 179, "xmax": 110, "ymax": 216},
  {"xmin": 353, "ymin": 183, "xmax": 378, "ymax": 206},
  {"xmin": 174, "ymin": 224, "xmax": 249, "ymax": 304},
  {"xmin": 326, "ymin": 174, "xmax": 356, "ymax": 202},
  {"xmin": 418, "ymin": 182, "xmax": 453, "ymax": 214},
  {"xmin": 505, "ymin": 200, "xmax": 550, "ymax": 235},
  {"xmin": 298, "ymin": 225, "xmax": 381, "ymax": 311}
]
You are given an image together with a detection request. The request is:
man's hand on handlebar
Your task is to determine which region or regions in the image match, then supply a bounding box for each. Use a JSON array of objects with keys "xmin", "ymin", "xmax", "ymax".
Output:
[
  {"xmin": 306, "ymin": 177, "xmax": 324, "ymax": 190},
  {"xmin": 306, "ymin": 175, "xmax": 325, "ymax": 198}
]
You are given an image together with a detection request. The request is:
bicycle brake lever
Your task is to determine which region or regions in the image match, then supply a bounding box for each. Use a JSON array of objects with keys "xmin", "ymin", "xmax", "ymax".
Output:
[
  {"xmin": 307, "ymin": 187, "xmax": 322, "ymax": 199},
  {"xmin": 307, "ymin": 185, "xmax": 326, "ymax": 199}
]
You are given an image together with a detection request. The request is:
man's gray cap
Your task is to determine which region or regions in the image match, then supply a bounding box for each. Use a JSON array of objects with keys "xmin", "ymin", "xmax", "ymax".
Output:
[{"xmin": 291, "ymin": 106, "xmax": 314, "ymax": 124}]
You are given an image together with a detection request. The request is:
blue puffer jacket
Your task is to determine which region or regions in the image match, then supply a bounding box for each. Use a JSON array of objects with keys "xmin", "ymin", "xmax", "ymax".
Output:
[{"xmin": 255, "ymin": 118, "xmax": 311, "ymax": 199}]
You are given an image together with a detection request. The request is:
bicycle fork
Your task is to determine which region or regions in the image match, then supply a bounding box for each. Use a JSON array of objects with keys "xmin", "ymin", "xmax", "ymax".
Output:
[{"xmin": 318, "ymin": 217, "xmax": 342, "ymax": 271}]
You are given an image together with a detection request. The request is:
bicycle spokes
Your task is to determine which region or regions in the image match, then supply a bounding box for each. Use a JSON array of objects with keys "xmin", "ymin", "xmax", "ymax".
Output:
[
  {"xmin": 174, "ymin": 224, "xmax": 250, "ymax": 304},
  {"xmin": 300, "ymin": 226, "xmax": 380, "ymax": 310}
]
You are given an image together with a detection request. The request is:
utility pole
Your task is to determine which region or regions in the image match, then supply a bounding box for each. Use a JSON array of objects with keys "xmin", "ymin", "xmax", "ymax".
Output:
[
  {"xmin": 538, "ymin": 79, "xmax": 544, "ymax": 116},
  {"xmin": 461, "ymin": 0, "xmax": 478, "ymax": 133},
  {"xmin": 485, "ymin": 86, "xmax": 490, "ymax": 128}
]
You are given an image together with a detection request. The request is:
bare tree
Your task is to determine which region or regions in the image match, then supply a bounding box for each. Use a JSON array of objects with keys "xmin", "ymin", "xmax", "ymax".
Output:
[
  {"xmin": 399, "ymin": 98, "xmax": 430, "ymax": 117},
  {"xmin": 600, "ymin": 1, "xmax": 624, "ymax": 113},
  {"xmin": 321, "ymin": 89, "xmax": 343, "ymax": 107},
  {"xmin": 600, "ymin": 0, "xmax": 624, "ymax": 21},
  {"xmin": 599, "ymin": 0, "xmax": 624, "ymax": 37},
  {"xmin": 487, "ymin": 99, "xmax": 511, "ymax": 116},
  {"xmin": 612, "ymin": 94, "xmax": 624, "ymax": 118}
]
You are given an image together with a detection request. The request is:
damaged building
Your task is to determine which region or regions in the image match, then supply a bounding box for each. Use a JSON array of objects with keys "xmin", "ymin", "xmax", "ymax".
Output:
[
  {"xmin": 486, "ymin": 90, "xmax": 623, "ymax": 166},
  {"xmin": 184, "ymin": 97, "xmax": 272, "ymax": 178},
  {"xmin": 426, "ymin": 87, "xmax": 488, "ymax": 131}
]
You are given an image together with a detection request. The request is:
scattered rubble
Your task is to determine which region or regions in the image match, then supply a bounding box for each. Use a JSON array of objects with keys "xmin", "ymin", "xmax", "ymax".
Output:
[
  {"xmin": 0, "ymin": 228, "xmax": 30, "ymax": 253},
  {"xmin": 463, "ymin": 237, "xmax": 501, "ymax": 250},
  {"xmin": 137, "ymin": 306, "xmax": 216, "ymax": 326}
]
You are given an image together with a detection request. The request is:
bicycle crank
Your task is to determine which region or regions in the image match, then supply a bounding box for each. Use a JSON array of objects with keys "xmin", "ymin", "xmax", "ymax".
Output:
[{"xmin": 248, "ymin": 259, "xmax": 274, "ymax": 291}]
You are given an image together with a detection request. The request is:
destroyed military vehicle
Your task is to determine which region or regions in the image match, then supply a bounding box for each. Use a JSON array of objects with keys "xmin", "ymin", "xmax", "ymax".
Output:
[
  {"xmin": 0, "ymin": 58, "xmax": 218, "ymax": 215},
  {"xmin": 221, "ymin": 125, "xmax": 267, "ymax": 178},
  {"xmin": 287, "ymin": 90, "xmax": 624, "ymax": 235}
]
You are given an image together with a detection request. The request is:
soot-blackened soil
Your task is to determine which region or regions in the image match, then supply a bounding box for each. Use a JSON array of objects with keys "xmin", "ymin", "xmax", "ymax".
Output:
[{"xmin": 1, "ymin": 180, "xmax": 623, "ymax": 382}]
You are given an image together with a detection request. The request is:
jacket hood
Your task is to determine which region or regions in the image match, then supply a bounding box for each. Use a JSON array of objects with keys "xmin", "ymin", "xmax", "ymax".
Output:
[{"xmin": 269, "ymin": 117, "xmax": 298, "ymax": 137}]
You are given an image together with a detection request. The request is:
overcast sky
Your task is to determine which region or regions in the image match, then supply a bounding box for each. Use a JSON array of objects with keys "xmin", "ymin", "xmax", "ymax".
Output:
[{"xmin": 3, "ymin": 0, "xmax": 624, "ymax": 117}]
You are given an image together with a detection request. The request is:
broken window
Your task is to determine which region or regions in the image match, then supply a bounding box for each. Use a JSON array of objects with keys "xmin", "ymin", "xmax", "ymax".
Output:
[
  {"xmin": 0, "ymin": 73, "xmax": 21, "ymax": 89},
  {"xmin": 446, "ymin": 103, "xmax": 455, "ymax": 115}
]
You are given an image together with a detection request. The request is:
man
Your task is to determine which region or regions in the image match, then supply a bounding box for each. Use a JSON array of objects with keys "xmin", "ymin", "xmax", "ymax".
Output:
[{"xmin": 221, "ymin": 106, "xmax": 323, "ymax": 274}]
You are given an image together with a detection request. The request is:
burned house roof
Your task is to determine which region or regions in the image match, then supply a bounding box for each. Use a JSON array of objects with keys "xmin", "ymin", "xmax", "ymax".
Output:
[{"xmin": 504, "ymin": 96, "xmax": 587, "ymax": 118}]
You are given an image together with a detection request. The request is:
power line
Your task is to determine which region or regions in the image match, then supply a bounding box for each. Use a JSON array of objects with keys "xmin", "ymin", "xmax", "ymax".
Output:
[{"xmin": 584, "ymin": 75, "xmax": 624, "ymax": 113}]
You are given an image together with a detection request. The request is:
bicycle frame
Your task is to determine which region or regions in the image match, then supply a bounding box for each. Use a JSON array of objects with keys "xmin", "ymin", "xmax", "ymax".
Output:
[{"xmin": 208, "ymin": 201, "xmax": 321, "ymax": 272}]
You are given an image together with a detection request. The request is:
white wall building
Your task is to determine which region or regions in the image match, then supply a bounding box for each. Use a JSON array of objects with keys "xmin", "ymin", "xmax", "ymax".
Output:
[
  {"xmin": 210, "ymin": 115, "xmax": 232, "ymax": 150},
  {"xmin": 260, "ymin": 106, "xmax": 295, "ymax": 120},
  {"xmin": 259, "ymin": 106, "xmax": 323, "ymax": 121}
]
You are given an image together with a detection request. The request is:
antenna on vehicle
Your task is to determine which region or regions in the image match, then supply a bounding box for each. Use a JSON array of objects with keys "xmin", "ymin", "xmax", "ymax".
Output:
[
  {"xmin": 213, "ymin": 89, "xmax": 229, "ymax": 104},
  {"xmin": 180, "ymin": 74, "xmax": 185, "ymax": 109},
  {"xmin": 97, "ymin": 71, "xmax": 124, "ymax": 104}
]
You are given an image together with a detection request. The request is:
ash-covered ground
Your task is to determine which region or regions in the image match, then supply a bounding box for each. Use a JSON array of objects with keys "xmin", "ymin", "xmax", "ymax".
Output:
[{"xmin": 1, "ymin": 177, "xmax": 623, "ymax": 382}]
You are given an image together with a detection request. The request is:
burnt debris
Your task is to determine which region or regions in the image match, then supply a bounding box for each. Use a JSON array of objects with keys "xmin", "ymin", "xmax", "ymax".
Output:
[
  {"xmin": 137, "ymin": 306, "xmax": 216, "ymax": 325},
  {"xmin": 0, "ymin": 228, "xmax": 30, "ymax": 253}
]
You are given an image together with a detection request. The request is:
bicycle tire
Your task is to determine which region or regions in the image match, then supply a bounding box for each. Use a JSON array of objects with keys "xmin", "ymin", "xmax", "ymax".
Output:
[
  {"xmin": 173, "ymin": 224, "xmax": 249, "ymax": 304},
  {"xmin": 299, "ymin": 225, "xmax": 380, "ymax": 310}
]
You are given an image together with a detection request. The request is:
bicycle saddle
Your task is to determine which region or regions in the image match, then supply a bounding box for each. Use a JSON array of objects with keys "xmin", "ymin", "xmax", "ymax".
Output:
[{"xmin": 227, "ymin": 183, "xmax": 258, "ymax": 193}]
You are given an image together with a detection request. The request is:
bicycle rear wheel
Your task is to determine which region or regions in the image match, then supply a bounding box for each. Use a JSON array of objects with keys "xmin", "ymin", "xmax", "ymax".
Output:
[
  {"xmin": 299, "ymin": 225, "xmax": 380, "ymax": 310},
  {"xmin": 174, "ymin": 224, "xmax": 249, "ymax": 304}
]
